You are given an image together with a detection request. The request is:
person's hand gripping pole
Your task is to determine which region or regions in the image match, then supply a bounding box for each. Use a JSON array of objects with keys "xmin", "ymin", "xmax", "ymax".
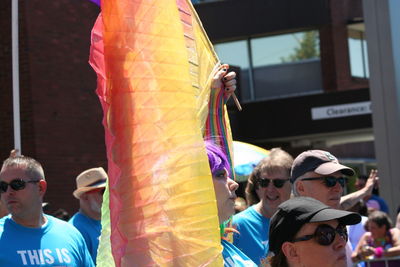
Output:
[{"xmin": 211, "ymin": 64, "xmax": 242, "ymax": 111}]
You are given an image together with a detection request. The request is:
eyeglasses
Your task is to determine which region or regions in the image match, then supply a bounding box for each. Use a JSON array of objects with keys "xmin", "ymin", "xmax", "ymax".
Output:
[
  {"xmin": 301, "ymin": 176, "xmax": 347, "ymax": 188},
  {"xmin": 0, "ymin": 179, "xmax": 40, "ymax": 193},
  {"xmin": 292, "ymin": 224, "xmax": 348, "ymax": 246},
  {"xmin": 258, "ymin": 178, "xmax": 289, "ymax": 189}
]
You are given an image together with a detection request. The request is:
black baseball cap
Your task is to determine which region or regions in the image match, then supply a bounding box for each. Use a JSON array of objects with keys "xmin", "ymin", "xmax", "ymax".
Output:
[
  {"xmin": 291, "ymin": 150, "xmax": 354, "ymax": 183},
  {"xmin": 269, "ymin": 197, "xmax": 361, "ymax": 254}
]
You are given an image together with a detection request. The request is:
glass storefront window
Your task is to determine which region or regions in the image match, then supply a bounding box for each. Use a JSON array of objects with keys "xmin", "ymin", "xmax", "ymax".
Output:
[
  {"xmin": 348, "ymin": 23, "xmax": 369, "ymax": 78},
  {"xmin": 213, "ymin": 30, "xmax": 323, "ymax": 101},
  {"xmin": 251, "ymin": 31, "xmax": 320, "ymax": 67},
  {"xmin": 214, "ymin": 40, "xmax": 252, "ymax": 100},
  {"xmin": 214, "ymin": 40, "xmax": 250, "ymax": 69}
]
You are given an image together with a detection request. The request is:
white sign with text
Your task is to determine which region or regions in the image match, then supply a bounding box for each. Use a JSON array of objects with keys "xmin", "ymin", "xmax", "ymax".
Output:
[{"xmin": 311, "ymin": 101, "xmax": 371, "ymax": 120}]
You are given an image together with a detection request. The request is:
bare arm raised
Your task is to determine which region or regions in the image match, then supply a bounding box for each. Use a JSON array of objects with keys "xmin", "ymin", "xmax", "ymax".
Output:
[{"xmin": 340, "ymin": 169, "xmax": 378, "ymax": 210}]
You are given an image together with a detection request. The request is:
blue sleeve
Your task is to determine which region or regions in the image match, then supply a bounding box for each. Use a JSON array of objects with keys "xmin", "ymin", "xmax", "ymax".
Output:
[
  {"xmin": 373, "ymin": 195, "xmax": 389, "ymax": 214},
  {"xmin": 64, "ymin": 220, "xmax": 95, "ymax": 267},
  {"xmin": 232, "ymin": 215, "xmax": 242, "ymax": 247},
  {"xmin": 379, "ymin": 199, "xmax": 389, "ymax": 213},
  {"xmin": 381, "ymin": 203, "xmax": 389, "ymax": 213},
  {"xmin": 76, "ymin": 231, "xmax": 95, "ymax": 267}
]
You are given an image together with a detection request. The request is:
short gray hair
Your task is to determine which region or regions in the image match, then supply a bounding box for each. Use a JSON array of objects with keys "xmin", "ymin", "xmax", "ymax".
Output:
[
  {"xmin": 1, "ymin": 155, "xmax": 45, "ymax": 180},
  {"xmin": 292, "ymin": 179, "xmax": 300, "ymax": 196}
]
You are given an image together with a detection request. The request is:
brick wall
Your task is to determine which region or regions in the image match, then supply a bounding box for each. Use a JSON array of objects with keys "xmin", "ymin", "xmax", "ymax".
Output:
[
  {"xmin": 1, "ymin": 0, "xmax": 106, "ymax": 215},
  {"xmin": 0, "ymin": 0, "xmax": 14, "ymax": 160},
  {"xmin": 26, "ymin": 0, "xmax": 105, "ymax": 214}
]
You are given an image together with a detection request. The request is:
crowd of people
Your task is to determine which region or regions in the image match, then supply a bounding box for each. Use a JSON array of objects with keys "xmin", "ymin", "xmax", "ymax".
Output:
[
  {"xmin": 230, "ymin": 149, "xmax": 400, "ymax": 267},
  {"xmin": 0, "ymin": 154, "xmax": 95, "ymax": 266},
  {"xmin": 0, "ymin": 67, "xmax": 399, "ymax": 267}
]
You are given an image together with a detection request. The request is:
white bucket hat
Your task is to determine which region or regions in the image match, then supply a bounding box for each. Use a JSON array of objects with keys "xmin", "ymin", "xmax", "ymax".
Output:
[{"xmin": 73, "ymin": 167, "xmax": 107, "ymax": 199}]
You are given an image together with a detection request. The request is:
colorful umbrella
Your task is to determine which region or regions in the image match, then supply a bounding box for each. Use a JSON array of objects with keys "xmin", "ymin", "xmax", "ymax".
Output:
[{"xmin": 233, "ymin": 141, "xmax": 270, "ymax": 182}]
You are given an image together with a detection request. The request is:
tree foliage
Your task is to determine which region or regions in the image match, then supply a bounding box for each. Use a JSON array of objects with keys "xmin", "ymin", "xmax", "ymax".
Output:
[{"xmin": 281, "ymin": 31, "xmax": 320, "ymax": 63}]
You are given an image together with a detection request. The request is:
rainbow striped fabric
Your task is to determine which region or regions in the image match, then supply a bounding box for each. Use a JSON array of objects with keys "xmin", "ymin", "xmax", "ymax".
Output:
[{"xmin": 89, "ymin": 0, "xmax": 234, "ymax": 266}]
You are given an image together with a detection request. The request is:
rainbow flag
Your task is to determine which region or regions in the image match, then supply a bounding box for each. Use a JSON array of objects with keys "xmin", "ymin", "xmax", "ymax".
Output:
[{"xmin": 89, "ymin": 0, "xmax": 234, "ymax": 266}]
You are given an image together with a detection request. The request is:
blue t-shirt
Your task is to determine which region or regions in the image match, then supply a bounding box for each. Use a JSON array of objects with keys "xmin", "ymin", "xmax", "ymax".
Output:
[
  {"xmin": 222, "ymin": 240, "xmax": 257, "ymax": 267},
  {"xmin": 0, "ymin": 215, "xmax": 94, "ymax": 267},
  {"xmin": 369, "ymin": 195, "xmax": 389, "ymax": 214},
  {"xmin": 232, "ymin": 205, "xmax": 270, "ymax": 266},
  {"xmin": 69, "ymin": 211, "xmax": 101, "ymax": 263}
]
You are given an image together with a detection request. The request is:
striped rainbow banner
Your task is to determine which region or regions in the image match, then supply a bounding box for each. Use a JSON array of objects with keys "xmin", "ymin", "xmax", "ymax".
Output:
[{"xmin": 89, "ymin": 0, "xmax": 234, "ymax": 266}]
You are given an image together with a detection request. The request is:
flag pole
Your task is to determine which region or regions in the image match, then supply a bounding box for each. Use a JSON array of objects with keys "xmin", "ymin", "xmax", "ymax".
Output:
[{"xmin": 12, "ymin": 0, "xmax": 21, "ymax": 155}]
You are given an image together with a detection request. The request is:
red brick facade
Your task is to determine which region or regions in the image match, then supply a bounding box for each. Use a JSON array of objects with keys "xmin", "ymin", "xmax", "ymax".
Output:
[
  {"xmin": 0, "ymin": 0, "xmax": 374, "ymax": 214},
  {"xmin": 0, "ymin": 0, "xmax": 105, "ymax": 214}
]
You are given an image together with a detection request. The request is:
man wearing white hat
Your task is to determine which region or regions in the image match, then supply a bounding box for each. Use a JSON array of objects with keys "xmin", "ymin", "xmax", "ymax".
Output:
[{"xmin": 69, "ymin": 167, "xmax": 107, "ymax": 264}]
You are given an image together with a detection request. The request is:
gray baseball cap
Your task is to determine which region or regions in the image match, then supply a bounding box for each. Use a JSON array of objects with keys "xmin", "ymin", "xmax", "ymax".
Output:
[{"xmin": 290, "ymin": 150, "xmax": 354, "ymax": 183}]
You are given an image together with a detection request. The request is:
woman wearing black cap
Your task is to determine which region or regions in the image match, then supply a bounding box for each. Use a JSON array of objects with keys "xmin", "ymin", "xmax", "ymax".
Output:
[{"xmin": 268, "ymin": 197, "xmax": 361, "ymax": 267}]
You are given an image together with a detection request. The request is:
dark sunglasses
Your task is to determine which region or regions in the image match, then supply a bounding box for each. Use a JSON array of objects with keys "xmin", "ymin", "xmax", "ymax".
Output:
[
  {"xmin": 292, "ymin": 224, "xmax": 348, "ymax": 246},
  {"xmin": 301, "ymin": 176, "xmax": 348, "ymax": 188},
  {"xmin": 88, "ymin": 188, "xmax": 106, "ymax": 195},
  {"xmin": 258, "ymin": 178, "xmax": 289, "ymax": 189},
  {"xmin": 0, "ymin": 179, "xmax": 40, "ymax": 193}
]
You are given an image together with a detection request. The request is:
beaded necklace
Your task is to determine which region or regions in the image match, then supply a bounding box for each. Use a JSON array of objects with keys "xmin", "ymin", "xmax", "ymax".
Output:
[
  {"xmin": 368, "ymin": 231, "xmax": 393, "ymax": 249},
  {"xmin": 375, "ymin": 237, "xmax": 387, "ymax": 247}
]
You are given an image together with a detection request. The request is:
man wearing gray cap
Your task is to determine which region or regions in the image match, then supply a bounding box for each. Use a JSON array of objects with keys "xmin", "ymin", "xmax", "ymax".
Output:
[
  {"xmin": 290, "ymin": 150, "xmax": 377, "ymax": 266},
  {"xmin": 69, "ymin": 167, "xmax": 107, "ymax": 264},
  {"xmin": 291, "ymin": 150, "xmax": 377, "ymax": 210}
]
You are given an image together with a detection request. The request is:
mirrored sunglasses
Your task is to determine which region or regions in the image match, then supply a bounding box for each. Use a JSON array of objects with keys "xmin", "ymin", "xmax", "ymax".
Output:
[
  {"xmin": 258, "ymin": 178, "xmax": 289, "ymax": 189},
  {"xmin": 292, "ymin": 224, "xmax": 348, "ymax": 246},
  {"xmin": 301, "ymin": 176, "xmax": 348, "ymax": 188},
  {"xmin": 0, "ymin": 179, "xmax": 40, "ymax": 193}
]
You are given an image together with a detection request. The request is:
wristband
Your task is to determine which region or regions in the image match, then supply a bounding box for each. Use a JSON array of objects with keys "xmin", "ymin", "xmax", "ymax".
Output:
[{"xmin": 374, "ymin": 247, "xmax": 384, "ymax": 258}]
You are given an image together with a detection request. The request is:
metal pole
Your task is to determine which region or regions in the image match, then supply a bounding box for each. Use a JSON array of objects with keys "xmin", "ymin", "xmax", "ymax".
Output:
[
  {"xmin": 363, "ymin": 0, "xmax": 400, "ymax": 218},
  {"xmin": 360, "ymin": 31, "xmax": 367, "ymax": 78},
  {"xmin": 12, "ymin": 0, "xmax": 21, "ymax": 155},
  {"xmin": 247, "ymin": 38, "xmax": 256, "ymax": 101}
]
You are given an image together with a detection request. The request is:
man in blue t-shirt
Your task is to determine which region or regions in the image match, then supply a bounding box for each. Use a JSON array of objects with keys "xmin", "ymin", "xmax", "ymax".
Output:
[
  {"xmin": 0, "ymin": 153, "xmax": 94, "ymax": 266},
  {"xmin": 233, "ymin": 148, "xmax": 293, "ymax": 266},
  {"xmin": 69, "ymin": 167, "xmax": 107, "ymax": 264},
  {"xmin": 0, "ymin": 214, "xmax": 94, "ymax": 266}
]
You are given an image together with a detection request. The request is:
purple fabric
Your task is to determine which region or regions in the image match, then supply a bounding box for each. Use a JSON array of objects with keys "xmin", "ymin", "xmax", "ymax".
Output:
[
  {"xmin": 205, "ymin": 141, "xmax": 231, "ymax": 176},
  {"xmin": 89, "ymin": 0, "xmax": 100, "ymax": 6}
]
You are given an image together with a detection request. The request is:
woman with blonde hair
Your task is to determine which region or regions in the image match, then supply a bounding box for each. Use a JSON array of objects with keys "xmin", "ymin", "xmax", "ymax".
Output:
[{"xmin": 232, "ymin": 148, "xmax": 293, "ymax": 265}]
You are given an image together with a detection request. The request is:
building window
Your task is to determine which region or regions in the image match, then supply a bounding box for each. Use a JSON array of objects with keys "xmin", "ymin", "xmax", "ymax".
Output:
[
  {"xmin": 214, "ymin": 40, "xmax": 250, "ymax": 69},
  {"xmin": 214, "ymin": 40, "xmax": 252, "ymax": 100},
  {"xmin": 214, "ymin": 30, "xmax": 323, "ymax": 102},
  {"xmin": 251, "ymin": 31, "xmax": 320, "ymax": 67},
  {"xmin": 348, "ymin": 23, "xmax": 369, "ymax": 78}
]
